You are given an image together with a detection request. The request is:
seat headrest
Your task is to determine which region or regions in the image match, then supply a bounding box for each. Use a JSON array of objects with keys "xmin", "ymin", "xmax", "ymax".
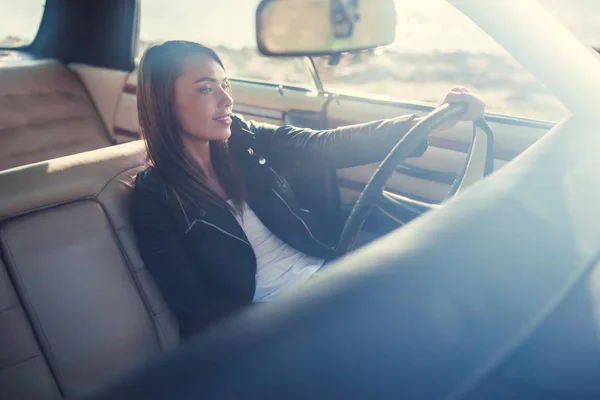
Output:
[
  {"xmin": 0, "ymin": 59, "xmax": 83, "ymax": 95},
  {"xmin": 0, "ymin": 141, "xmax": 146, "ymax": 221}
]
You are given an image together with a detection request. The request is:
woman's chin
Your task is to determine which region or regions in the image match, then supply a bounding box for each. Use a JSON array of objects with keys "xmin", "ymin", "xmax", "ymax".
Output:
[
  {"xmin": 214, "ymin": 127, "xmax": 232, "ymax": 141},
  {"xmin": 210, "ymin": 121, "xmax": 232, "ymax": 140},
  {"xmin": 182, "ymin": 127, "xmax": 231, "ymax": 143}
]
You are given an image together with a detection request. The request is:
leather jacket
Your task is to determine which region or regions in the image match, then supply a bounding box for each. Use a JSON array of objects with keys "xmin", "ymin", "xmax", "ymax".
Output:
[{"xmin": 131, "ymin": 113, "xmax": 426, "ymax": 338}]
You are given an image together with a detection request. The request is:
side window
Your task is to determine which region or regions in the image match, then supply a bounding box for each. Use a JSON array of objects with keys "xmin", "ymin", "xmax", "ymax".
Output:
[
  {"xmin": 138, "ymin": 0, "xmax": 315, "ymax": 89},
  {"xmin": 0, "ymin": 0, "xmax": 45, "ymax": 47},
  {"xmin": 313, "ymin": 0, "xmax": 571, "ymax": 122}
]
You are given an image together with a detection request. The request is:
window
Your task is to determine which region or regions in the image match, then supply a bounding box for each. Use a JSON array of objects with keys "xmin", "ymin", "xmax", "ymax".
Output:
[
  {"xmin": 138, "ymin": 0, "xmax": 315, "ymax": 88},
  {"xmin": 313, "ymin": 0, "xmax": 570, "ymax": 122},
  {"xmin": 0, "ymin": 0, "xmax": 45, "ymax": 47}
]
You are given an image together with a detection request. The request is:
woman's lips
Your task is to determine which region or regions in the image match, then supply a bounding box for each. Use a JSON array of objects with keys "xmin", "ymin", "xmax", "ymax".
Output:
[{"xmin": 213, "ymin": 115, "xmax": 232, "ymax": 125}]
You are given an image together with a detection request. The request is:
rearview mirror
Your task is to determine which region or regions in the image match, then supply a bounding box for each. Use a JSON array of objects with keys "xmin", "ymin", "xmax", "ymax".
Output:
[{"xmin": 256, "ymin": 0, "xmax": 397, "ymax": 57}]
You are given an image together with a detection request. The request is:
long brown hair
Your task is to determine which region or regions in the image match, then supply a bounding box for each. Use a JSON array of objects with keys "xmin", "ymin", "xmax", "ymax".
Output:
[{"xmin": 137, "ymin": 40, "xmax": 245, "ymax": 220}]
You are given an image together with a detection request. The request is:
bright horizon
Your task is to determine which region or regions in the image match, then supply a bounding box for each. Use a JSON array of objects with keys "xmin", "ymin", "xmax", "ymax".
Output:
[{"xmin": 1, "ymin": 0, "xmax": 599, "ymax": 53}]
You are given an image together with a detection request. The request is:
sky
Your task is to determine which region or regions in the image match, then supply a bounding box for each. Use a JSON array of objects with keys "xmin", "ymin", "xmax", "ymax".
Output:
[{"xmin": 1, "ymin": 0, "xmax": 599, "ymax": 53}]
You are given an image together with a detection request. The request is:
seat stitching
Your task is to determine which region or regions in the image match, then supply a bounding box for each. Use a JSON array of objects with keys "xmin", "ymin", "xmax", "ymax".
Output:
[
  {"xmin": 95, "ymin": 167, "xmax": 171, "ymax": 347},
  {"xmin": 94, "ymin": 164, "xmax": 143, "ymax": 199},
  {"xmin": 94, "ymin": 198, "xmax": 169, "ymax": 350},
  {"xmin": 0, "ymin": 91, "xmax": 90, "ymax": 100},
  {"xmin": 0, "ymin": 163, "xmax": 142, "ymax": 225},
  {"xmin": 1, "ymin": 137, "xmax": 104, "ymax": 163},
  {"xmin": 0, "ymin": 114, "xmax": 101, "ymax": 136},
  {"xmin": 0, "ymin": 197, "xmax": 96, "ymax": 225},
  {"xmin": 0, "ymin": 303, "xmax": 19, "ymax": 314},
  {"xmin": 0, "ymin": 354, "xmax": 43, "ymax": 372},
  {"xmin": 65, "ymin": 65, "xmax": 118, "ymax": 144},
  {"xmin": 149, "ymin": 307, "xmax": 168, "ymax": 319},
  {"xmin": 0, "ymin": 231, "xmax": 66, "ymax": 396}
]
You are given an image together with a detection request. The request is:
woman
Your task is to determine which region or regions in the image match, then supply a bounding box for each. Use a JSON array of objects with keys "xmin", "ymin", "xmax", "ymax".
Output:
[{"xmin": 131, "ymin": 40, "xmax": 485, "ymax": 339}]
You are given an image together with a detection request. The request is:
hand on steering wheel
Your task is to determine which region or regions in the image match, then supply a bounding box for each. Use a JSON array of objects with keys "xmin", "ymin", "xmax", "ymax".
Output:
[
  {"xmin": 336, "ymin": 90, "xmax": 491, "ymax": 257},
  {"xmin": 427, "ymin": 86, "xmax": 486, "ymax": 131}
]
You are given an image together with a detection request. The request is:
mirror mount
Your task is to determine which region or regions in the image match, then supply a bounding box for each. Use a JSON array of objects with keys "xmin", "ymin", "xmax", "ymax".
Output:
[
  {"xmin": 256, "ymin": 0, "xmax": 396, "ymax": 57},
  {"xmin": 328, "ymin": 53, "xmax": 342, "ymax": 66}
]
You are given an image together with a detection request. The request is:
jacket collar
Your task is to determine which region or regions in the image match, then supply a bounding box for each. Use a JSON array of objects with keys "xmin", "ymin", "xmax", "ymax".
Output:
[
  {"xmin": 228, "ymin": 115, "xmax": 257, "ymax": 155},
  {"xmin": 137, "ymin": 116, "xmax": 264, "ymax": 224}
]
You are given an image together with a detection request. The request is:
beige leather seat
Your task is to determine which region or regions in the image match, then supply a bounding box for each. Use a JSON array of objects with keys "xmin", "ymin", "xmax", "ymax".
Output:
[
  {"xmin": 0, "ymin": 59, "xmax": 113, "ymax": 171},
  {"xmin": 0, "ymin": 141, "xmax": 178, "ymax": 399}
]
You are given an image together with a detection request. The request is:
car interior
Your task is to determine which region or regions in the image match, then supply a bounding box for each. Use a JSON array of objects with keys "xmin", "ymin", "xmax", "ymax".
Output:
[{"xmin": 2, "ymin": 0, "xmax": 590, "ymax": 398}]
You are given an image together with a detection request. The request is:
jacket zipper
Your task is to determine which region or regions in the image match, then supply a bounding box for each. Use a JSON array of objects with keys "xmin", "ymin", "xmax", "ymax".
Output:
[
  {"xmin": 271, "ymin": 189, "xmax": 335, "ymax": 252},
  {"xmin": 185, "ymin": 218, "xmax": 252, "ymax": 248}
]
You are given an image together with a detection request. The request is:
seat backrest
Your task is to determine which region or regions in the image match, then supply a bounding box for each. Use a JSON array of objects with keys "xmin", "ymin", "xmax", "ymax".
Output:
[
  {"xmin": 0, "ymin": 58, "xmax": 112, "ymax": 171},
  {"xmin": 0, "ymin": 142, "xmax": 178, "ymax": 399},
  {"xmin": 0, "ymin": 259, "xmax": 62, "ymax": 399}
]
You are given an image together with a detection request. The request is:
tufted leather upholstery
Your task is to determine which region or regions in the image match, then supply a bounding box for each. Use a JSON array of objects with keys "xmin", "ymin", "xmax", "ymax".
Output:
[
  {"xmin": 0, "ymin": 259, "xmax": 62, "ymax": 400},
  {"xmin": 0, "ymin": 59, "xmax": 112, "ymax": 171},
  {"xmin": 0, "ymin": 141, "xmax": 178, "ymax": 399}
]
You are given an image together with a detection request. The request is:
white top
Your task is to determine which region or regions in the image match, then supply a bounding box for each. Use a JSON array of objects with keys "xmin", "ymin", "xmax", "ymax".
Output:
[{"xmin": 229, "ymin": 201, "xmax": 326, "ymax": 302}]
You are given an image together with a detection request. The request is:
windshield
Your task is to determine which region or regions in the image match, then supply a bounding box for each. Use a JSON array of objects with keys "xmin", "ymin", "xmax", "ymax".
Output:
[
  {"xmin": 313, "ymin": 0, "xmax": 600, "ymax": 122},
  {"xmin": 3, "ymin": 0, "xmax": 592, "ymax": 122}
]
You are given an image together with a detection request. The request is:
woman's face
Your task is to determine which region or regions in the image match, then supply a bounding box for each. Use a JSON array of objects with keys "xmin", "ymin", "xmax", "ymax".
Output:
[{"xmin": 174, "ymin": 54, "xmax": 234, "ymax": 142}]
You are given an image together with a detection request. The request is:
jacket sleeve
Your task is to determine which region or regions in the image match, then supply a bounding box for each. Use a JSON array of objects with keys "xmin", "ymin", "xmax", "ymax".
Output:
[
  {"xmin": 235, "ymin": 114, "xmax": 427, "ymax": 170},
  {"xmin": 131, "ymin": 185, "xmax": 249, "ymax": 338}
]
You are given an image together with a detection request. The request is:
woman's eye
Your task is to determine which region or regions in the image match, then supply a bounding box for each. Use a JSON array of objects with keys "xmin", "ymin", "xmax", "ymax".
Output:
[
  {"xmin": 198, "ymin": 87, "xmax": 213, "ymax": 94},
  {"xmin": 222, "ymin": 81, "xmax": 230, "ymax": 91}
]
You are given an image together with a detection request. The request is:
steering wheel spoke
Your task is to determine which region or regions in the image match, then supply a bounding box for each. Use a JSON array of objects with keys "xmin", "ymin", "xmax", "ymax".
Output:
[
  {"xmin": 336, "ymin": 103, "xmax": 494, "ymax": 258},
  {"xmin": 374, "ymin": 190, "xmax": 440, "ymax": 224},
  {"xmin": 375, "ymin": 191, "xmax": 411, "ymax": 223}
]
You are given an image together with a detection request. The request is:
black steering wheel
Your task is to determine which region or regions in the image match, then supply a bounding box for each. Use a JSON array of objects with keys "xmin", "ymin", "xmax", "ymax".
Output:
[{"xmin": 337, "ymin": 102, "xmax": 495, "ymax": 256}]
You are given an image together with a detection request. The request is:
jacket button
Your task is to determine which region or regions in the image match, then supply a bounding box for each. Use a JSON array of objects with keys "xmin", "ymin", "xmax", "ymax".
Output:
[{"xmin": 258, "ymin": 157, "xmax": 266, "ymax": 165}]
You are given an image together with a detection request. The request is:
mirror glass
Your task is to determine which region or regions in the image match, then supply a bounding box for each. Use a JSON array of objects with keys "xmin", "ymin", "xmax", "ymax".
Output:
[{"xmin": 256, "ymin": 0, "xmax": 397, "ymax": 56}]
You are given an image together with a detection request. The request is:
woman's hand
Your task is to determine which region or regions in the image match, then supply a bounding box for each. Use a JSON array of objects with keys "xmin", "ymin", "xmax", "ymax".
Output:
[
  {"xmin": 442, "ymin": 85, "xmax": 485, "ymax": 120},
  {"xmin": 415, "ymin": 86, "xmax": 486, "ymax": 132}
]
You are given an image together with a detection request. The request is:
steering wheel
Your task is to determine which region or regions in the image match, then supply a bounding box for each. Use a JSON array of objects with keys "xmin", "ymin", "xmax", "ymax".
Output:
[{"xmin": 336, "ymin": 102, "xmax": 495, "ymax": 256}]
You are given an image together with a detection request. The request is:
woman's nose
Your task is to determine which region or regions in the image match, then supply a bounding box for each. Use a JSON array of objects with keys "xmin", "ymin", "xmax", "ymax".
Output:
[{"xmin": 219, "ymin": 87, "xmax": 234, "ymax": 108}]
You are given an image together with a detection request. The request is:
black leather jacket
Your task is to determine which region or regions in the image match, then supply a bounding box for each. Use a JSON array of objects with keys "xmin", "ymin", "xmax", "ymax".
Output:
[{"xmin": 131, "ymin": 114, "xmax": 426, "ymax": 338}]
